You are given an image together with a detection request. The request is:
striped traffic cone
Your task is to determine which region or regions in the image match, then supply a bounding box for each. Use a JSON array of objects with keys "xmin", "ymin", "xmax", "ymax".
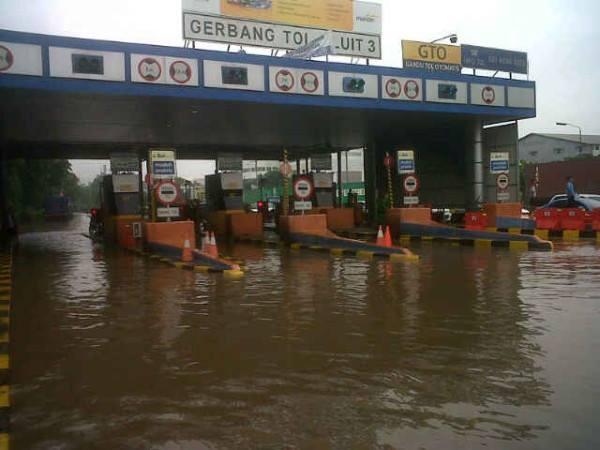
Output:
[
  {"xmin": 376, "ymin": 226, "xmax": 386, "ymax": 246},
  {"xmin": 181, "ymin": 238, "xmax": 193, "ymax": 262},
  {"xmin": 384, "ymin": 226, "xmax": 393, "ymax": 247},
  {"xmin": 209, "ymin": 232, "xmax": 219, "ymax": 258}
]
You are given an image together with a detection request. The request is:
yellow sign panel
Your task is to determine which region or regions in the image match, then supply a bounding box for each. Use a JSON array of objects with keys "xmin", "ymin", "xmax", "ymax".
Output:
[
  {"xmin": 221, "ymin": 0, "xmax": 354, "ymax": 32},
  {"xmin": 402, "ymin": 40, "xmax": 462, "ymax": 65}
]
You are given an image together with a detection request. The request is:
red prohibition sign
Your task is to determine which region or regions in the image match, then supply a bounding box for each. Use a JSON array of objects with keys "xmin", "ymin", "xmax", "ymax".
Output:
[
  {"xmin": 275, "ymin": 69, "xmax": 295, "ymax": 92},
  {"xmin": 403, "ymin": 175, "xmax": 420, "ymax": 194},
  {"xmin": 404, "ymin": 80, "xmax": 420, "ymax": 100},
  {"xmin": 137, "ymin": 57, "xmax": 162, "ymax": 82},
  {"xmin": 169, "ymin": 60, "xmax": 192, "ymax": 84},
  {"xmin": 482, "ymin": 86, "xmax": 496, "ymax": 104},
  {"xmin": 385, "ymin": 79, "xmax": 402, "ymax": 98},
  {"xmin": 300, "ymin": 72, "xmax": 319, "ymax": 93},
  {"xmin": 0, "ymin": 45, "xmax": 14, "ymax": 72}
]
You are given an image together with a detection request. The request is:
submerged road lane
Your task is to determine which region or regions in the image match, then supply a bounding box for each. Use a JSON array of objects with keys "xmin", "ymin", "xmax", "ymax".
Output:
[{"xmin": 10, "ymin": 215, "xmax": 600, "ymax": 449}]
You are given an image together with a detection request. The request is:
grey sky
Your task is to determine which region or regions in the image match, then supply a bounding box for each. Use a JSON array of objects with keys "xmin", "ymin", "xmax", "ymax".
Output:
[{"xmin": 1, "ymin": 0, "xmax": 599, "ymax": 182}]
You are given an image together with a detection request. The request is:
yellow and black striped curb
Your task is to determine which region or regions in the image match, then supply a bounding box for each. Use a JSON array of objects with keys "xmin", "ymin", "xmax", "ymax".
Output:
[
  {"xmin": 123, "ymin": 247, "xmax": 244, "ymax": 278},
  {"xmin": 485, "ymin": 228, "xmax": 600, "ymax": 242},
  {"xmin": 398, "ymin": 235, "xmax": 553, "ymax": 251},
  {"xmin": 0, "ymin": 251, "xmax": 12, "ymax": 450},
  {"xmin": 234, "ymin": 236, "xmax": 419, "ymax": 262}
]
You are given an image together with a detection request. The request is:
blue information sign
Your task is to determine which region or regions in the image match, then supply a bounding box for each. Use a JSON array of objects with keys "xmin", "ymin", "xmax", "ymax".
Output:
[
  {"xmin": 153, "ymin": 161, "xmax": 175, "ymax": 176},
  {"xmin": 462, "ymin": 44, "xmax": 528, "ymax": 74},
  {"xmin": 490, "ymin": 160, "xmax": 509, "ymax": 173},
  {"xmin": 398, "ymin": 160, "xmax": 415, "ymax": 173}
]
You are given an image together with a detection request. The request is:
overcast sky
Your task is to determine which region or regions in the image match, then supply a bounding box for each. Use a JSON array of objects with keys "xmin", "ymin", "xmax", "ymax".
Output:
[{"xmin": 1, "ymin": 0, "xmax": 599, "ymax": 182}]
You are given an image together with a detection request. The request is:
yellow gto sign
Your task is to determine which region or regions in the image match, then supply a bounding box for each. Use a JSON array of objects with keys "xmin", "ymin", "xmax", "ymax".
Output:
[{"xmin": 402, "ymin": 40, "xmax": 462, "ymax": 73}]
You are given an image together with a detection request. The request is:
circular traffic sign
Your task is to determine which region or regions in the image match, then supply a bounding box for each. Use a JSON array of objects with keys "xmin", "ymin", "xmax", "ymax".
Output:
[
  {"xmin": 293, "ymin": 176, "xmax": 314, "ymax": 201},
  {"xmin": 275, "ymin": 69, "xmax": 295, "ymax": 92},
  {"xmin": 156, "ymin": 181, "xmax": 179, "ymax": 205},
  {"xmin": 300, "ymin": 72, "xmax": 319, "ymax": 93},
  {"xmin": 404, "ymin": 80, "xmax": 420, "ymax": 100},
  {"xmin": 138, "ymin": 57, "xmax": 162, "ymax": 82},
  {"xmin": 482, "ymin": 86, "xmax": 496, "ymax": 104},
  {"xmin": 0, "ymin": 45, "xmax": 14, "ymax": 72},
  {"xmin": 403, "ymin": 175, "xmax": 420, "ymax": 194},
  {"xmin": 385, "ymin": 79, "xmax": 402, "ymax": 98},
  {"xmin": 497, "ymin": 174, "xmax": 509, "ymax": 191},
  {"xmin": 169, "ymin": 60, "xmax": 192, "ymax": 84},
  {"xmin": 280, "ymin": 162, "xmax": 292, "ymax": 177}
]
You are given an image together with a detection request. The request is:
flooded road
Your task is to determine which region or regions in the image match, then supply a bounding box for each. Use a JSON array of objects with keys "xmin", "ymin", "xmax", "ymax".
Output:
[{"xmin": 10, "ymin": 215, "xmax": 600, "ymax": 449}]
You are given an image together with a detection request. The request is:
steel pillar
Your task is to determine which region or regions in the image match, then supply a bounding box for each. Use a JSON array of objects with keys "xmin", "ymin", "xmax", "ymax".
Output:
[
  {"xmin": 364, "ymin": 143, "xmax": 378, "ymax": 224},
  {"xmin": 337, "ymin": 151, "xmax": 343, "ymax": 207},
  {"xmin": 467, "ymin": 120, "xmax": 484, "ymax": 210}
]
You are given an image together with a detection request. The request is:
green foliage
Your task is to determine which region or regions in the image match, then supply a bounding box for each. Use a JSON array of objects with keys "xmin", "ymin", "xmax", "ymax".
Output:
[{"xmin": 6, "ymin": 159, "xmax": 100, "ymax": 221}]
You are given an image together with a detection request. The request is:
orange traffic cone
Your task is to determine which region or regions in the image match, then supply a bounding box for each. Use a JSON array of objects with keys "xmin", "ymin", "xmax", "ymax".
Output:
[
  {"xmin": 384, "ymin": 226, "xmax": 393, "ymax": 248},
  {"xmin": 376, "ymin": 226, "xmax": 386, "ymax": 246},
  {"xmin": 209, "ymin": 232, "xmax": 219, "ymax": 258},
  {"xmin": 181, "ymin": 238, "xmax": 193, "ymax": 262}
]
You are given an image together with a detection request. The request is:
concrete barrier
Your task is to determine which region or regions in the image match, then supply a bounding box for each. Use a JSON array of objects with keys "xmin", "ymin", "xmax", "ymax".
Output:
[{"xmin": 144, "ymin": 221, "xmax": 196, "ymax": 251}]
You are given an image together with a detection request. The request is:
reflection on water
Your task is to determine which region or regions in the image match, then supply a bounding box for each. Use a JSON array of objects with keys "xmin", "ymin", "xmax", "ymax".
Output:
[{"xmin": 10, "ymin": 215, "xmax": 600, "ymax": 449}]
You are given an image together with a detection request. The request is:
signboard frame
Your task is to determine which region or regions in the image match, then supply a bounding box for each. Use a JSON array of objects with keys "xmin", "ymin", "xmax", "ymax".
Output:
[
  {"xmin": 490, "ymin": 152, "xmax": 510, "ymax": 174},
  {"xmin": 150, "ymin": 148, "xmax": 177, "ymax": 180},
  {"xmin": 182, "ymin": 12, "xmax": 382, "ymax": 59},
  {"xmin": 402, "ymin": 40, "xmax": 461, "ymax": 73},
  {"xmin": 397, "ymin": 150, "xmax": 416, "ymax": 175},
  {"xmin": 462, "ymin": 44, "xmax": 528, "ymax": 74},
  {"xmin": 293, "ymin": 176, "xmax": 314, "ymax": 201}
]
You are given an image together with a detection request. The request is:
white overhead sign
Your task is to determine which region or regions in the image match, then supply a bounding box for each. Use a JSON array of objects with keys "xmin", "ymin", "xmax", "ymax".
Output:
[
  {"xmin": 182, "ymin": 13, "xmax": 381, "ymax": 59},
  {"xmin": 182, "ymin": 0, "xmax": 381, "ymax": 35},
  {"xmin": 0, "ymin": 41, "xmax": 43, "ymax": 76}
]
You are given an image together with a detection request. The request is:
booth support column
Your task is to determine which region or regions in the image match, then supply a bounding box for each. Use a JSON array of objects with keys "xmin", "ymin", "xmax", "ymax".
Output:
[
  {"xmin": 337, "ymin": 151, "xmax": 343, "ymax": 207},
  {"xmin": 467, "ymin": 120, "xmax": 485, "ymax": 210},
  {"xmin": 364, "ymin": 143, "xmax": 378, "ymax": 224}
]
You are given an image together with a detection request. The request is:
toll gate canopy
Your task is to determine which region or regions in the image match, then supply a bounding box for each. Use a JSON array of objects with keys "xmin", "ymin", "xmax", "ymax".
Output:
[{"xmin": 0, "ymin": 29, "xmax": 536, "ymax": 161}]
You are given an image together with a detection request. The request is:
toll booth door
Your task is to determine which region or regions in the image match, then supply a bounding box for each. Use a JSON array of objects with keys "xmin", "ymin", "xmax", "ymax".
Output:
[{"xmin": 483, "ymin": 122, "xmax": 519, "ymax": 204}]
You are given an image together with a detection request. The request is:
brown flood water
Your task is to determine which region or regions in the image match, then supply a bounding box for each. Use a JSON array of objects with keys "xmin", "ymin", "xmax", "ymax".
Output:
[{"xmin": 10, "ymin": 214, "xmax": 600, "ymax": 449}]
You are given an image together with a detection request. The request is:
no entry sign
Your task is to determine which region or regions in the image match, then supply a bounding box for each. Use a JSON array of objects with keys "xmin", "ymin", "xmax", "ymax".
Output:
[
  {"xmin": 403, "ymin": 174, "xmax": 420, "ymax": 194},
  {"xmin": 497, "ymin": 173, "xmax": 509, "ymax": 191},
  {"xmin": 294, "ymin": 176, "xmax": 314, "ymax": 200},
  {"xmin": 156, "ymin": 181, "xmax": 179, "ymax": 205}
]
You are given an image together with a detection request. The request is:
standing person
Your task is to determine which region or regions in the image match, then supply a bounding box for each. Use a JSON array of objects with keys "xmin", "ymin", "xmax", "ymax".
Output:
[
  {"xmin": 528, "ymin": 178, "xmax": 537, "ymax": 208},
  {"xmin": 565, "ymin": 176, "xmax": 578, "ymax": 207}
]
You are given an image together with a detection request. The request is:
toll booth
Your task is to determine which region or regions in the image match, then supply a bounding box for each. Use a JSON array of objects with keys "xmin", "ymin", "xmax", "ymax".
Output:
[
  {"xmin": 101, "ymin": 174, "xmax": 143, "ymax": 249},
  {"xmin": 205, "ymin": 173, "xmax": 244, "ymax": 211},
  {"xmin": 313, "ymin": 172, "xmax": 334, "ymax": 208}
]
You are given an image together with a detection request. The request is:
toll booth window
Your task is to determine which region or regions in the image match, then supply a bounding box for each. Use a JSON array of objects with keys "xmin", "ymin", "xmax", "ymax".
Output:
[
  {"xmin": 438, "ymin": 83, "xmax": 458, "ymax": 100},
  {"xmin": 72, "ymin": 54, "xmax": 105, "ymax": 75},
  {"xmin": 222, "ymin": 66, "xmax": 248, "ymax": 85},
  {"xmin": 343, "ymin": 77, "xmax": 366, "ymax": 94}
]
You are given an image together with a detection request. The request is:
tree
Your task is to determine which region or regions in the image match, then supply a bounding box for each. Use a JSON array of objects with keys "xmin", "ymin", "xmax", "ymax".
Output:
[{"xmin": 7, "ymin": 159, "xmax": 84, "ymax": 220}]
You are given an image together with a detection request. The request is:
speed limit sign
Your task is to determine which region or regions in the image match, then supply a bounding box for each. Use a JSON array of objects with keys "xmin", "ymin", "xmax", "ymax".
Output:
[{"xmin": 403, "ymin": 175, "xmax": 420, "ymax": 194}]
